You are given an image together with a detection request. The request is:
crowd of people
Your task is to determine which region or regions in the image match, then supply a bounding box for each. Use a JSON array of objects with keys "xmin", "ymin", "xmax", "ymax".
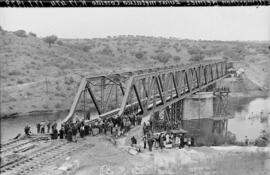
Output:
[
  {"xmin": 25, "ymin": 112, "xmax": 194, "ymax": 152},
  {"xmin": 25, "ymin": 112, "xmax": 143, "ymax": 142},
  {"xmin": 136, "ymin": 123, "xmax": 194, "ymax": 152}
]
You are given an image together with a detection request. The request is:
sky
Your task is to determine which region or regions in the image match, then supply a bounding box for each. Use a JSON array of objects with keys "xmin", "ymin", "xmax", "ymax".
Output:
[{"xmin": 0, "ymin": 7, "xmax": 269, "ymax": 41}]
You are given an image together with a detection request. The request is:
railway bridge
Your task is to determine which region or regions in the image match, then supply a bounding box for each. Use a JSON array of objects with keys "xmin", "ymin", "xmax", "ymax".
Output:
[
  {"xmin": 0, "ymin": 59, "xmax": 233, "ymax": 175},
  {"xmin": 63, "ymin": 59, "xmax": 232, "ymax": 129}
]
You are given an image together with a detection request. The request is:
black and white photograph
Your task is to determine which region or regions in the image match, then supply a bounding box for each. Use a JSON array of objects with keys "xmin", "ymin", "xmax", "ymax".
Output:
[{"xmin": 0, "ymin": 6, "xmax": 270, "ymax": 175}]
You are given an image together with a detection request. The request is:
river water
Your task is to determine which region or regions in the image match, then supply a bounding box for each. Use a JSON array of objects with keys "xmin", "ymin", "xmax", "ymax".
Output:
[
  {"xmin": 1, "ymin": 95, "xmax": 269, "ymax": 143},
  {"xmin": 228, "ymin": 96, "xmax": 270, "ymax": 142}
]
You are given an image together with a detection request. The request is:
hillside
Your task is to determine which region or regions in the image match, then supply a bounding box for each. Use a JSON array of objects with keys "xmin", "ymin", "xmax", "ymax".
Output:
[{"xmin": 0, "ymin": 28, "xmax": 270, "ymax": 117}]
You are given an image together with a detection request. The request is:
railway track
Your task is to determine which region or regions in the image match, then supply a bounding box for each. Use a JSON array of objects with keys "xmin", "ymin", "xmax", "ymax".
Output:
[
  {"xmin": 0, "ymin": 137, "xmax": 44, "ymax": 154},
  {"xmin": 0, "ymin": 140, "xmax": 92, "ymax": 175}
]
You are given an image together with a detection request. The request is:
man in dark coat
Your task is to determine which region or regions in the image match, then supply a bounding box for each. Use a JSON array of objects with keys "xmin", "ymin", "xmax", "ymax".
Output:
[
  {"xmin": 47, "ymin": 121, "xmax": 51, "ymax": 133},
  {"xmin": 84, "ymin": 125, "xmax": 90, "ymax": 136},
  {"xmin": 159, "ymin": 133, "xmax": 165, "ymax": 150},
  {"xmin": 131, "ymin": 136, "xmax": 137, "ymax": 146},
  {"xmin": 143, "ymin": 135, "xmax": 147, "ymax": 149},
  {"xmin": 24, "ymin": 125, "xmax": 31, "ymax": 136},
  {"xmin": 36, "ymin": 123, "xmax": 41, "ymax": 134},
  {"xmin": 79, "ymin": 125, "xmax": 85, "ymax": 138},
  {"xmin": 53, "ymin": 128, "xmax": 58, "ymax": 139},
  {"xmin": 66, "ymin": 127, "xmax": 73, "ymax": 142},
  {"xmin": 148, "ymin": 136, "xmax": 154, "ymax": 152},
  {"xmin": 59, "ymin": 127, "xmax": 64, "ymax": 139},
  {"xmin": 71, "ymin": 124, "xmax": 78, "ymax": 142}
]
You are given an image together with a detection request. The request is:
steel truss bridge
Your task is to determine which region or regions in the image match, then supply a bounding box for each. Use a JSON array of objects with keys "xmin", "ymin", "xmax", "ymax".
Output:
[{"xmin": 63, "ymin": 60, "xmax": 232, "ymax": 124}]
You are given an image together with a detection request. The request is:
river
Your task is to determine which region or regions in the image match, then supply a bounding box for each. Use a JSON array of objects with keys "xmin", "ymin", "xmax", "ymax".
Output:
[{"xmin": 1, "ymin": 94, "xmax": 269, "ymax": 143}]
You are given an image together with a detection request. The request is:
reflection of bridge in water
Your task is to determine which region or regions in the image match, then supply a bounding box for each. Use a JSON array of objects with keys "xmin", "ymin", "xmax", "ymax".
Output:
[{"xmin": 64, "ymin": 59, "xmax": 233, "ymax": 138}]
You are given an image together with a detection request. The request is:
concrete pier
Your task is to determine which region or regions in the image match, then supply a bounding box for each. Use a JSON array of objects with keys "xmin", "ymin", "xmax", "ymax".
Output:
[
  {"xmin": 183, "ymin": 92, "xmax": 214, "ymax": 120},
  {"xmin": 182, "ymin": 92, "xmax": 228, "ymax": 138}
]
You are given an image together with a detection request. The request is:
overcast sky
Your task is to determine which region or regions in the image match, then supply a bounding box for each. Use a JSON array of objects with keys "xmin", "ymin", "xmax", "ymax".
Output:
[{"xmin": 0, "ymin": 7, "xmax": 269, "ymax": 41}]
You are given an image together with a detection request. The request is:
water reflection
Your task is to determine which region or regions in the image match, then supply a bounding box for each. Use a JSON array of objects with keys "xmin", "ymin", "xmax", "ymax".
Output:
[{"xmin": 228, "ymin": 97, "xmax": 270, "ymax": 142}]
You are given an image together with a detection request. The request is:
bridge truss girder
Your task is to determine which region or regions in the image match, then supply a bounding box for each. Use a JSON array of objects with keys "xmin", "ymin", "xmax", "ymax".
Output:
[{"xmin": 63, "ymin": 60, "xmax": 230, "ymax": 123}]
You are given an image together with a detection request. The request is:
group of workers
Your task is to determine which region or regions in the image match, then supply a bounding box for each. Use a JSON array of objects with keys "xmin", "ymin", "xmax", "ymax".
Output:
[{"xmin": 129, "ymin": 121, "xmax": 195, "ymax": 152}]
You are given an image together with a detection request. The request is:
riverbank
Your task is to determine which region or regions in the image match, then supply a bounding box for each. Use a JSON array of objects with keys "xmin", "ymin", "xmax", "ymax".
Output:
[{"xmin": 0, "ymin": 109, "xmax": 69, "ymax": 119}]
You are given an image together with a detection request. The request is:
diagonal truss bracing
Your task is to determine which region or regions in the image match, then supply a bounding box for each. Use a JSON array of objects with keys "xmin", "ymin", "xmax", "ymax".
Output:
[{"xmin": 63, "ymin": 59, "xmax": 230, "ymax": 123}]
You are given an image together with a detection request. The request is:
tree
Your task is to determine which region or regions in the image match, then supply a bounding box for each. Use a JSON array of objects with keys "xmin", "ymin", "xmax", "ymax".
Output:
[
  {"xmin": 29, "ymin": 32, "xmax": 37, "ymax": 37},
  {"xmin": 43, "ymin": 35, "xmax": 58, "ymax": 48},
  {"xmin": 14, "ymin": 30, "xmax": 27, "ymax": 37}
]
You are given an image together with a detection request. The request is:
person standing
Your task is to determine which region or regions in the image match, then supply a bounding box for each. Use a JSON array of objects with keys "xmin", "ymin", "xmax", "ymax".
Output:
[
  {"xmin": 175, "ymin": 135, "xmax": 180, "ymax": 147},
  {"xmin": 24, "ymin": 125, "xmax": 31, "ymax": 136},
  {"xmin": 191, "ymin": 137, "xmax": 195, "ymax": 146},
  {"xmin": 131, "ymin": 136, "xmax": 137, "ymax": 147},
  {"xmin": 187, "ymin": 137, "xmax": 191, "ymax": 147},
  {"xmin": 143, "ymin": 135, "xmax": 147, "ymax": 149},
  {"xmin": 53, "ymin": 128, "xmax": 58, "ymax": 139},
  {"xmin": 147, "ymin": 136, "xmax": 154, "ymax": 152},
  {"xmin": 245, "ymin": 136, "xmax": 249, "ymax": 146},
  {"xmin": 71, "ymin": 124, "xmax": 78, "ymax": 142},
  {"xmin": 59, "ymin": 127, "xmax": 64, "ymax": 139},
  {"xmin": 46, "ymin": 120, "xmax": 51, "ymax": 133},
  {"xmin": 36, "ymin": 122, "xmax": 41, "ymax": 134},
  {"xmin": 159, "ymin": 133, "xmax": 165, "ymax": 150},
  {"xmin": 84, "ymin": 124, "xmax": 90, "ymax": 136},
  {"xmin": 166, "ymin": 134, "xmax": 170, "ymax": 144},
  {"xmin": 143, "ymin": 122, "xmax": 147, "ymax": 135},
  {"xmin": 180, "ymin": 135, "xmax": 184, "ymax": 148},
  {"xmin": 66, "ymin": 127, "xmax": 73, "ymax": 142},
  {"xmin": 52, "ymin": 120, "xmax": 57, "ymax": 131},
  {"xmin": 79, "ymin": 125, "xmax": 85, "ymax": 138},
  {"xmin": 40, "ymin": 121, "xmax": 45, "ymax": 134}
]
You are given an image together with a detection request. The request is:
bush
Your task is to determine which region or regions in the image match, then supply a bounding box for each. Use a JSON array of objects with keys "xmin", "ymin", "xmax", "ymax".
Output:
[
  {"xmin": 225, "ymin": 131, "xmax": 236, "ymax": 144},
  {"xmin": 151, "ymin": 52, "xmax": 171, "ymax": 64},
  {"xmin": 190, "ymin": 54, "xmax": 205, "ymax": 62},
  {"xmin": 43, "ymin": 35, "xmax": 58, "ymax": 47},
  {"xmin": 254, "ymin": 130, "xmax": 269, "ymax": 147},
  {"xmin": 26, "ymin": 92, "xmax": 32, "ymax": 96},
  {"xmin": 56, "ymin": 40, "xmax": 64, "ymax": 46},
  {"xmin": 0, "ymin": 25, "xmax": 3, "ymax": 31},
  {"xmin": 64, "ymin": 76, "xmax": 74, "ymax": 85},
  {"xmin": 188, "ymin": 48, "xmax": 199, "ymax": 55},
  {"xmin": 173, "ymin": 56, "xmax": 181, "ymax": 62},
  {"xmin": 55, "ymin": 103, "xmax": 61, "ymax": 108},
  {"xmin": 82, "ymin": 45, "xmax": 91, "ymax": 52},
  {"xmin": 28, "ymin": 32, "xmax": 37, "ymax": 37},
  {"xmin": 9, "ymin": 70, "xmax": 21, "ymax": 76},
  {"xmin": 99, "ymin": 46, "xmax": 113, "ymax": 56},
  {"xmin": 134, "ymin": 51, "xmax": 146, "ymax": 59},
  {"xmin": 17, "ymin": 80, "xmax": 24, "ymax": 84},
  {"xmin": 14, "ymin": 30, "xmax": 27, "ymax": 37},
  {"xmin": 42, "ymin": 104, "xmax": 49, "ymax": 109}
]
